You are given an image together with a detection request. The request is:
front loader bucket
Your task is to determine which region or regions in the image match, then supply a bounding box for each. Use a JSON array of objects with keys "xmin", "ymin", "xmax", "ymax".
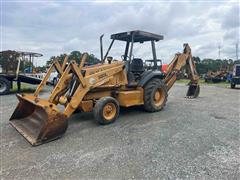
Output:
[
  {"xmin": 186, "ymin": 84, "xmax": 200, "ymax": 98},
  {"xmin": 9, "ymin": 94, "xmax": 68, "ymax": 146}
]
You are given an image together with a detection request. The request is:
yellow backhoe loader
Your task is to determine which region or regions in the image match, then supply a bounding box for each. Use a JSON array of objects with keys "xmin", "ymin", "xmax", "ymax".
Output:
[{"xmin": 9, "ymin": 30, "xmax": 200, "ymax": 146}]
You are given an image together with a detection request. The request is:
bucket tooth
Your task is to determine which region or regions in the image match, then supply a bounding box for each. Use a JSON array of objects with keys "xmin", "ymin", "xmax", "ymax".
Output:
[
  {"xmin": 186, "ymin": 84, "xmax": 200, "ymax": 98},
  {"xmin": 9, "ymin": 94, "xmax": 68, "ymax": 146}
]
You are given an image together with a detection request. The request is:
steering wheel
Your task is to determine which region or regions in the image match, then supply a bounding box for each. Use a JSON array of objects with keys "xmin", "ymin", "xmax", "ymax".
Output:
[
  {"xmin": 121, "ymin": 55, "xmax": 129, "ymax": 61},
  {"xmin": 121, "ymin": 55, "xmax": 134, "ymax": 61}
]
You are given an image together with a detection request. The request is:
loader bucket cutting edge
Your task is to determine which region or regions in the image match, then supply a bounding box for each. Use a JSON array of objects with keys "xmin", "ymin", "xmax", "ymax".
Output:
[
  {"xmin": 9, "ymin": 94, "xmax": 68, "ymax": 146},
  {"xmin": 186, "ymin": 84, "xmax": 200, "ymax": 98}
]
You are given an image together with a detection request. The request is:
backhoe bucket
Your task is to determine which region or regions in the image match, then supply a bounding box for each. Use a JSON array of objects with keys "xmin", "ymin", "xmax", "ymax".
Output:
[
  {"xmin": 9, "ymin": 94, "xmax": 68, "ymax": 146},
  {"xmin": 186, "ymin": 84, "xmax": 200, "ymax": 98}
]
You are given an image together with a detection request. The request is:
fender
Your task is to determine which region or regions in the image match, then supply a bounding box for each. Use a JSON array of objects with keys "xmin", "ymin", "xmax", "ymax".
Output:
[{"xmin": 138, "ymin": 70, "xmax": 165, "ymax": 87}]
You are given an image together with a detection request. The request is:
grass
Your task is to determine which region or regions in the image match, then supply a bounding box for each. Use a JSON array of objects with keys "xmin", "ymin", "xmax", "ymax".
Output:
[
  {"xmin": 11, "ymin": 82, "xmax": 36, "ymax": 93},
  {"xmin": 176, "ymin": 79, "xmax": 230, "ymax": 88}
]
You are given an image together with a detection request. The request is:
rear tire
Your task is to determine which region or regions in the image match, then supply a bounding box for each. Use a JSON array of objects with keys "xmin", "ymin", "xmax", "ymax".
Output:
[
  {"xmin": 144, "ymin": 79, "xmax": 168, "ymax": 112},
  {"xmin": 0, "ymin": 77, "xmax": 11, "ymax": 95},
  {"xmin": 93, "ymin": 97, "xmax": 120, "ymax": 125}
]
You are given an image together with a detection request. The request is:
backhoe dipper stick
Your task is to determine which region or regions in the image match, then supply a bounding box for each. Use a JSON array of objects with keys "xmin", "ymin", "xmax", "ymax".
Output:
[{"xmin": 164, "ymin": 44, "xmax": 200, "ymax": 98}]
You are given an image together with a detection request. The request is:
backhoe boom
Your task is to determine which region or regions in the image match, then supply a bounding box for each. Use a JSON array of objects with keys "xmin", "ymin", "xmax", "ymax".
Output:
[{"xmin": 164, "ymin": 43, "xmax": 200, "ymax": 98}]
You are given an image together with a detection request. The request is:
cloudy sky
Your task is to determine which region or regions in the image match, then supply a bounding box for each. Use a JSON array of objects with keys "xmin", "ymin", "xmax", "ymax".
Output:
[{"xmin": 1, "ymin": 0, "xmax": 239, "ymax": 66}]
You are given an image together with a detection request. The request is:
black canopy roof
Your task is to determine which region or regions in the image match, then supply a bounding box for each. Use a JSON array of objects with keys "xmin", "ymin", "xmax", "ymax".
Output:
[
  {"xmin": 111, "ymin": 30, "xmax": 164, "ymax": 43},
  {"xmin": 0, "ymin": 50, "xmax": 43, "ymax": 58}
]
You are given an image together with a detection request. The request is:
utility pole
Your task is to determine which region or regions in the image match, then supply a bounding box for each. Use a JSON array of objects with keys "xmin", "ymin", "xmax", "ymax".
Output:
[
  {"xmin": 218, "ymin": 44, "xmax": 221, "ymax": 59},
  {"xmin": 236, "ymin": 43, "xmax": 239, "ymax": 61}
]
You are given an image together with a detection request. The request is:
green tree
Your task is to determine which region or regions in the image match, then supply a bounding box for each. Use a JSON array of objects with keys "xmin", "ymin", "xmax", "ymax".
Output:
[
  {"xmin": 46, "ymin": 51, "xmax": 100, "ymax": 67},
  {"xmin": 46, "ymin": 53, "xmax": 67, "ymax": 66},
  {"xmin": 69, "ymin": 51, "xmax": 82, "ymax": 64},
  {"xmin": 234, "ymin": 60, "xmax": 240, "ymax": 64},
  {"xmin": 192, "ymin": 56, "xmax": 201, "ymax": 64}
]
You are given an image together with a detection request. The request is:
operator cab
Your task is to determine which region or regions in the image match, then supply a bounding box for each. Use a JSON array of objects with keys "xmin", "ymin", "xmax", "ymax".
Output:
[{"xmin": 100, "ymin": 30, "xmax": 164, "ymax": 85}]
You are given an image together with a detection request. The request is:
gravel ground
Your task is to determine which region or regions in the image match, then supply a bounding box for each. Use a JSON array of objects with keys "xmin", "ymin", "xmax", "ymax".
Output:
[{"xmin": 0, "ymin": 84, "xmax": 239, "ymax": 180}]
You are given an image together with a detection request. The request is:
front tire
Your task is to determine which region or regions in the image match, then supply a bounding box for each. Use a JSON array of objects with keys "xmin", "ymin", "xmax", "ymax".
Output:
[
  {"xmin": 93, "ymin": 97, "xmax": 120, "ymax": 125},
  {"xmin": 144, "ymin": 79, "xmax": 168, "ymax": 112},
  {"xmin": 0, "ymin": 77, "xmax": 11, "ymax": 95}
]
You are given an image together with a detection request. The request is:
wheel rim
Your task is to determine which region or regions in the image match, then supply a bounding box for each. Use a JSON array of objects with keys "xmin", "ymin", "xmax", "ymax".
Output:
[
  {"xmin": 154, "ymin": 88, "xmax": 165, "ymax": 107},
  {"xmin": 103, "ymin": 102, "xmax": 117, "ymax": 121},
  {"xmin": 0, "ymin": 81, "xmax": 7, "ymax": 93}
]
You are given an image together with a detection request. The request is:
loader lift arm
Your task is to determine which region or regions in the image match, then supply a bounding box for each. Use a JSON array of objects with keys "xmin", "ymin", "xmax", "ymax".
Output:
[
  {"xmin": 34, "ymin": 55, "xmax": 68, "ymax": 97},
  {"xmin": 164, "ymin": 43, "xmax": 200, "ymax": 98},
  {"xmin": 9, "ymin": 53, "xmax": 127, "ymax": 145}
]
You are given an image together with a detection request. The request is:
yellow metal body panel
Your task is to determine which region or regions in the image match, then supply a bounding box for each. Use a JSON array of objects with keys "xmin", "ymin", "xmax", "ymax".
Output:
[
  {"xmin": 79, "ymin": 100, "xmax": 93, "ymax": 112},
  {"xmin": 117, "ymin": 89, "xmax": 144, "ymax": 107},
  {"xmin": 84, "ymin": 90, "xmax": 112, "ymax": 100}
]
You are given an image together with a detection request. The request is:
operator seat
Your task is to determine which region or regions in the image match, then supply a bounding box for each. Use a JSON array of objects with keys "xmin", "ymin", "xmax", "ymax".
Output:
[
  {"xmin": 127, "ymin": 58, "xmax": 145, "ymax": 86},
  {"xmin": 130, "ymin": 58, "xmax": 145, "ymax": 73}
]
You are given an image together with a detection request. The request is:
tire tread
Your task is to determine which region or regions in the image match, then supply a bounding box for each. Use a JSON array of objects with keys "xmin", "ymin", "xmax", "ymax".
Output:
[{"xmin": 144, "ymin": 78, "xmax": 168, "ymax": 112}]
